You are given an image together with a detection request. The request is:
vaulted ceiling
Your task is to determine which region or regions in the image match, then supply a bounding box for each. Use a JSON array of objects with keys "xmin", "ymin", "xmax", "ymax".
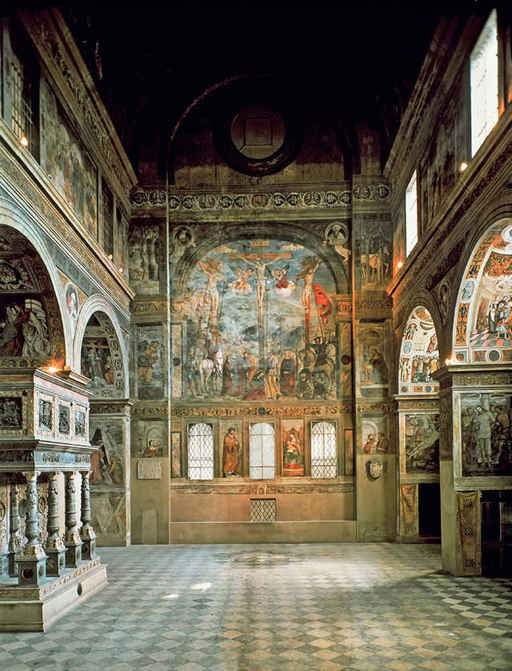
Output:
[{"xmin": 63, "ymin": 4, "xmax": 461, "ymax": 180}]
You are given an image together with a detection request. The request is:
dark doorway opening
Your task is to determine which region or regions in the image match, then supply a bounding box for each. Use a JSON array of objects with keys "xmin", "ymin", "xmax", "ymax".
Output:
[
  {"xmin": 481, "ymin": 491, "xmax": 512, "ymax": 577},
  {"xmin": 418, "ymin": 483, "xmax": 441, "ymax": 539}
]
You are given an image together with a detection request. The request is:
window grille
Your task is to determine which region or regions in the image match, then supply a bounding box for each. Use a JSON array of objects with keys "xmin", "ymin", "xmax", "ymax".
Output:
[
  {"xmin": 249, "ymin": 422, "xmax": 275, "ymax": 479},
  {"xmin": 470, "ymin": 9, "xmax": 498, "ymax": 157},
  {"xmin": 405, "ymin": 171, "xmax": 418, "ymax": 257},
  {"xmin": 10, "ymin": 53, "xmax": 35, "ymax": 147},
  {"xmin": 311, "ymin": 421, "xmax": 337, "ymax": 478},
  {"xmin": 250, "ymin": 498, "xmax": 276, "ymax": 522},
  {"xmin": 188, "ymin": 423, "xmax": 214, "ymax": 480}
]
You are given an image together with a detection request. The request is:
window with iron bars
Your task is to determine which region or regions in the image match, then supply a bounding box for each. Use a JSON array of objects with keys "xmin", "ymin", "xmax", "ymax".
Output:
[
  {"xmin": 187, "ymin": 423, "xmax": 214, "ymax": 480},
  {"xmin": 10, "ymin": 50, "xmax": 36, "ymax": 153},
  {"xmin": 311, "ymin": 421, "xmax": 337, "ymax": 478}
]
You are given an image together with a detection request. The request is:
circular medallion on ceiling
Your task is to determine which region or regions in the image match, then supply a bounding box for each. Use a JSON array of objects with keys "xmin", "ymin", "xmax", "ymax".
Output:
[
  {"xmin": 214, "ymin": 95, "xmax": 302, "ymax": 177},
  {"xmin": 230, "ymin": 105, "xmax": 285, "ymax": 160}
]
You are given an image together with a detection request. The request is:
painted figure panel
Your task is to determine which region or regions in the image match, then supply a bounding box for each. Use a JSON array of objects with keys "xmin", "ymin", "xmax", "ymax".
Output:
[
  {"xmin": 399, "ymin": 307, "xmax": 439, "ymax": 394},
  {"xmin": 0, "ymin": 397, "xmax": 22, "ymax": 428},
  {"xmin": 0, "ymin": 297, "xmax": 51, "ymax": 359},
  {"xmin": 90, "ymin": 422, "xmax": 124, "ymax": 487},
  {"xmin": 461, "ymin": 393, "xmax": 512, "ymax": 476},
  {"xmin": 40, "ymin": 79, "xmax": 98, "ymax": 237},
  {"xmin": 282, "ymin": 418, "xmax": 305, "ymax": 476},
  {"xmin": 405, "ymin": 414, "xmax": 440, "ymax": 473},
  {"xmin": 359, "ymin": 325, "xmax": 389, "ymax": 398},
  {"xmin": 129, "ymin": 224, "xmax": 160, "ymax": 292},
  {"xmin": 81, "ymin": 337, "xmax": 116, "ymax": 395},
  {"xmin": 361, "ymin": 418, "xmax": 390, "ymax": 455},
  {"xmin": 179, "ymin": 239, "xmax": 337, "ymax": 401},
  {"xmin": 171, "ymin": 432, "xmax": 181, "ymax": 477},
  {"xmin": 220, "ymin": 420, "xmax": 243, "ymax": 477},
  {"xmin": 134, "ymin": 420, "xmax": 167, "ymax": 458},
  {"xmin": 137, "ymin": 325, "xmax": 164, "ymax": 400}
]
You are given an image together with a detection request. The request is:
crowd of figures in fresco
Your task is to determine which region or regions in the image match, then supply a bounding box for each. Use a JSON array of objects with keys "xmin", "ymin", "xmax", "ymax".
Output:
[
  {"xmin": 461, "ymin": 393, "xmax": 512, "ymax": 475},
  {"xmin": 180, "ymin": 240, "xmax": 338, "ymax": 401}
]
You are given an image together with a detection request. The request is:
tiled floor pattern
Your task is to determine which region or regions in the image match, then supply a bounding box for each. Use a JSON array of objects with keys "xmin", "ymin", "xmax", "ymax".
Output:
[{"xmin": 1, "ymin": 543, "xmax": 512, "ymax": 670}]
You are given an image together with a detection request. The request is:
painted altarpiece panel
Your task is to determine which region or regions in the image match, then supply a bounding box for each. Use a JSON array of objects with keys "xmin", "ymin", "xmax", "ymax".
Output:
[
  {"xmin": 219, "ymin": 420, "xmax": 243, "ymax": 477},
  {"xmin": 404, "ymin": 413, "xmax": 440, "ymax": 474},
  {"xmin": 281, "ymin": 418, "xmax": 305, "ymax": 477}
]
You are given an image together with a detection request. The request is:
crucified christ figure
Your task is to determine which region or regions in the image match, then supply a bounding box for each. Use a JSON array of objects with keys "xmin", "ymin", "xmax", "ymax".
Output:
[{"xmin": 295, "ymin": 256, "xmax": 321, "ymax": 344}]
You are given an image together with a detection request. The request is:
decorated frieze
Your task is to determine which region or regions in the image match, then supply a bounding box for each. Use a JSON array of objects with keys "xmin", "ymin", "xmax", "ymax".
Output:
[
  {"xmin": 132, "ymin": 300, "xmax": 168, "ymax": 314},
  {"xmin": 131, "ymin": 184, "xmax": 391, "ymax": 213},
  {"xmin": 170, "ymin": 403, "xmax": 351, "ymax": 418},
  {"xmin": 0, "ymin": 448, "xmax": 91, "ymax": 471},
  {"xmin": 171, "ymin": 481, "xmax": 353, "ymax": 495}
]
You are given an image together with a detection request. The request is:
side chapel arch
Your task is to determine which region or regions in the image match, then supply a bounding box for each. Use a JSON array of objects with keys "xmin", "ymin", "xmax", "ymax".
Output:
[
  {"xmin": 0, "ymin": 196, "xmax": 70, "ymax": 367},
  {"xmin": 453, "ymin": 217, "xmax": 512, "ymax": 365},
  {"xmin": 74, "ymin": 295, "xmax": 129, "ymax": 397}
]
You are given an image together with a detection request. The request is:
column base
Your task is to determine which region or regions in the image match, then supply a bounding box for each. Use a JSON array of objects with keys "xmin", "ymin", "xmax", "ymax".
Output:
[
  {"xmin": 45, "ymin": 549, "xmax": 66, "ymax": 577},
  {"xmin": 17, "ymin": 558, "xmax": 46, "ymax": 586},
  {"xmin": 8, "ymin": 552, "xmax": 18, "ymax": 578},
  {"xmin": 0, "ymin": 554, "xmax": 8, "ymax": 577},
  {"xmin": 80, "ymin": 525, "xmax": 96, "ymax": 560},
  {"xmin": 65, "ymin": 543, "xmax": 82, "ymax": 568}
]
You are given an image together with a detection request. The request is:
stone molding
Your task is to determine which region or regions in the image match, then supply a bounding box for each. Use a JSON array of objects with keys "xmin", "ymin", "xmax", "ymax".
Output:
[{"xmin": 131, "ymin": 183, "xmax": 391, "ymax": 213}]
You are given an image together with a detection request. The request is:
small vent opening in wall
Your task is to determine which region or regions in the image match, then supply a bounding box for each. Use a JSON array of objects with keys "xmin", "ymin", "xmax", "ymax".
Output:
[{"xmin": 250, "ymin": 498, "xmax": 277, "ymax": 522}]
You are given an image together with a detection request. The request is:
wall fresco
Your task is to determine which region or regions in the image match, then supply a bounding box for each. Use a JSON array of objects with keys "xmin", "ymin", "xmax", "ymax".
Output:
[
  {"xmin": 40, "ymin": 79, "xmax": 97, "ymax": 237},
  {"xmin": 282, "ymin": 418, "xmax": 305, "ymax": 476},
  {"xmin": 178, "ymin": 239, "xmax": 338, "ymax": 401},
  {"xmin": 361, "ymin": 418, "xmax": 390, "ymax": 455},
  {"xmin": 405, "ymin": 414, "xmax": 440, "ymax": 473},
  {"xmin": 398, "ymin": 307, "xmax": 439, "ymax": 394},
  {"xmin": 455, "ymin": 221, "xmax": 512, "ymax": 361},
  {"xmin": 461, "ymin": 393, "xmax": 512, "ymax": 476},
  {"xmin": 358, "ymin": 324, "xmax": 389, "ymax": 397},
  {"xmin": 82, "ymin": 335, "xmax": 115, "ymax": 395},
  {"xmin": 134, "ymin": 419, "xmax": 167, "ymax": 458},
  {"xmin": 220, "ymin": 420, "xmax": 242, "ymax": 477},
  {"xmin": 128, "ymin": 223, "xmax": 160, "ymax": 293},
  {"xmin": 90, "ymin": 422, "xmax": 124, "ymax": 487},
  {"xmin": 137, "ymin": 324, "xmax": 164, "ymax": 400}
]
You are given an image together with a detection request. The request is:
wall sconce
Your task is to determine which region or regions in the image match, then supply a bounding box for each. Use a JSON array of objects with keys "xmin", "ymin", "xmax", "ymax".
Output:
[
  {"xmin": 47, "ymin": 366, "xmax": 58, "ymax": 374},
  {"xmin": 19, "ymin": 135, "xmax": 28, "ymax": 147},
  {"xmin": 119, "ymin": 266, "xmax": 124, "ymax": 273},
  {"xmin": 397, "ymin": 261, "xmax": 404, "ymax": 270},
  {"xmin": 459, "ymin": 161, "xmax": 468, "ymax": 172}
]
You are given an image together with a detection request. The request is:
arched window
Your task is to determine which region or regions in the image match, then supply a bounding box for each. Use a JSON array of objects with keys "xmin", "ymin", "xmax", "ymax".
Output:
[
  {"xmin": 311, "ymin": 421, "xmax": 337, "ymax": 478},
  {"xmin": 249, "ymin": 423, "xmax": 275, "ymax": 479},
  {"xmin": 188, "ymin": 423, "xmax": 214, "ymax": 480}
]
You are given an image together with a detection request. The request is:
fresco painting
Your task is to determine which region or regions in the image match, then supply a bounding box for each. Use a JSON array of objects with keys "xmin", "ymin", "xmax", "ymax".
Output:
[
  {"xmin": 179, "ymin": 239, "xmax": 338, "ymax": 401},
  {"xmin": 405, "ymin": 414, "xmax": 440, "ymax": 473},
  {"xmin": 40, "ymin": 79, "xmax": 97, "ymax": 237},
  {"xmin": 398, "ymin": 307, "xmax": 439, "ymax": 394},
  {"xmin": 220, "ymin": 420, "xmax": 242, "ymax": 476},
  {"xmin": 359, "ymin": 325, "xmax": 389, "ymax": 397},
  {"xmin": 171, "ymin": 432, "xmax": 181, "ymax": 477},
  {"xmin": 282, "ymin": 418, "xmax": 305, "ymax": 476},
  {"xmin": 81, "ymin": 337, "xmax": 115, "ymax": 395},
  {"xmin": 361, "ymin": 418, "xmax": 389, "ymax": 455},
  {"xmin": 461, "ymin": 393, "xmax": 512, "ymax": 476},
  {"xmin": 455, "ymin": 221, "xmax": 512, "ymax": 361},
  {"xmin": 135, "ymin": 420, "xmax": 167, "ymax": 458},
  {"xmin": 137, "ymin": 325, "xmax": 164, "ymax": 400},
  {"xmin": 90, "ymin": 423, "xmax": 124, "ymax": 487}
]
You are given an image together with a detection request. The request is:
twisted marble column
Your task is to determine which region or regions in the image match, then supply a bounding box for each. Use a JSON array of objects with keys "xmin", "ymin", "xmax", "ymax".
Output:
[{"xmin": 8, "ymin": 483, "xmax": 24, "ymax": 577}]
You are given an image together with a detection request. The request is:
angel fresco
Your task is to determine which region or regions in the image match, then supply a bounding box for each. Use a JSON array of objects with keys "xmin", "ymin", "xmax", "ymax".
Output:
[{"xmin": 269, "ymin": 264, "xmax": 296, "ymax": 297}]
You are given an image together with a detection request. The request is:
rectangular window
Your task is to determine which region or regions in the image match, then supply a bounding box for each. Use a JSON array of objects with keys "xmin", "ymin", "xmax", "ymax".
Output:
[
  {"xmin": 187, "ymin": 423, "xmax": 214, "ymax": 480},
  {"xmin": 249, "ymin": 422, "xmax": 275, "ymax": 479},
  {"xmin": 405, "ymin": 171, "xmax": 418, "ymax": 256},
  {"xmin": 311, "ymin": 421, "xmax": 337, "ymax": 478},
  {"xmin": 470, "ymin": 9, "xmax": 498, "ymax": 156}
]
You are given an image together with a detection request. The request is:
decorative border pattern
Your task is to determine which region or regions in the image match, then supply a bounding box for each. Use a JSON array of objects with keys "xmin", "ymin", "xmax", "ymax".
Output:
[{"xmin": 131, "ymin": 185, "xmax": 391, "ymax": 211}]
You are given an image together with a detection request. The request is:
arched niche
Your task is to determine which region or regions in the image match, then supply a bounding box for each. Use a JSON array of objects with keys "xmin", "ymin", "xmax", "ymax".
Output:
[
  {"xmin": 75, "ymin": 296, "xmax": 128, "ymax": 398},
  {"xmin": 0, "ymin": 197, "xmax": 71, "ymax": 367},
  {"xmin": 0, "ymin": 223, "xmax": 66, "ymax": 369},
  {"xmin": 172, "ymin": 232, "xmax": 343, "ymax": 402},
  {"xmin": 398, "ymin": 306, "xmax": 439, "ymax": 395},
  {"xmin": 453, "ymin": 217, "xmax": 512, "ymax": 364}
]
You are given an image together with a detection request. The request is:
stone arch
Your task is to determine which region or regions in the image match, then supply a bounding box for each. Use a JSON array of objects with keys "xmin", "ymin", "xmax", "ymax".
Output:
[
  {"xmin": 0, "ymin": 195, "xmax": 69, "ymax": 367},
  {"xmin": 74, "ymin": 294, "xmax": 129, "ymax": 397},
  {"xmin": 398, "ymin": 303, "xmax": 440, "ymax": 395},
  {"xmin": 452, "ymin": 216, "xmax": 512, "ymax": 365}
]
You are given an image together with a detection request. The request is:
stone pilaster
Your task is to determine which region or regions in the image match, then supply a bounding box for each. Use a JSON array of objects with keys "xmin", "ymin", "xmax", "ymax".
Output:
[
  {"xmin": 44, "ymin": 472, "xmax": 66, "ymax": 576},
  {"xmin": 17, "ymin": 472, "xmax": 47, "ymax": 585},
  {"xmin": 64, "ymin": 471, "xmax": 82, "ymax": 567}
]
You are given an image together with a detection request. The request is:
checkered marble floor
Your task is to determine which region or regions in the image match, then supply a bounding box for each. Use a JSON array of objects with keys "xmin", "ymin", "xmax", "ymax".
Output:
[{"xmin": 1, "ymin": 543, "xmax": 512, "ymax": 670}]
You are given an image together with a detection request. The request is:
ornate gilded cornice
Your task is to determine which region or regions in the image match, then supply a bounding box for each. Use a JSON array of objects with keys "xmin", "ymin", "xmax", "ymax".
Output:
[{"xmin": 20, "ymin": 9, "xmax": 137, "ymax": 206}]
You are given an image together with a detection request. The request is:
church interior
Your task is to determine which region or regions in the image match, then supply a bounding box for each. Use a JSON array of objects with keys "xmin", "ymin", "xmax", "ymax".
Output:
[{"xmin": 0, "ymin": 4, "xmax": 511, "ymax": 669}]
